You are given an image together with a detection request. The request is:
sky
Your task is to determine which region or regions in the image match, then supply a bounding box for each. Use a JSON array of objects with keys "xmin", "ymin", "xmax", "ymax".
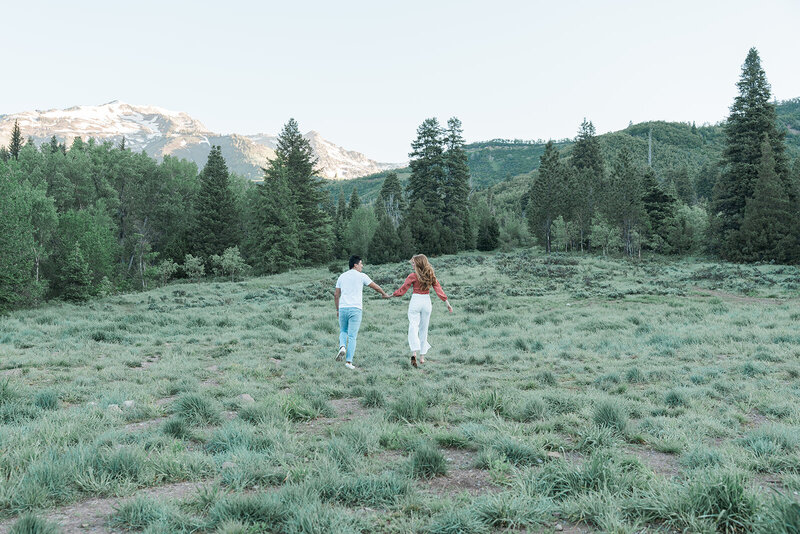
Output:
[{"xmin": 2, "ymin": 0, "xmax": 799, "ymax": 162}]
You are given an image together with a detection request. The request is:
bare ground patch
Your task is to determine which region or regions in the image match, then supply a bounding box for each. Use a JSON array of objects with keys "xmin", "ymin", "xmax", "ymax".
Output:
[
  {"xmin": 124, "ymin": 416, "xmax": 168, "ymax": 432},
  {"xmin": 627, "ymin": 446, "xmax": 680, "ymax": 478},
  {"xmin": 302, "ymin": 398, "xmax": 372, "ymax": 435},
  {"xmin": 422, "ymin": 449, "xmax": 502, "ymax": 497},
  {"xmin": 0, "ymin": 481, "xmax": 206, "ymax": 534}
]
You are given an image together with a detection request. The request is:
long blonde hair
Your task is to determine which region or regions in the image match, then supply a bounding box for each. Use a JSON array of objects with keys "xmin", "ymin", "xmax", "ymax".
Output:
[{"xmin": 411, "ymin": 254, "xmax": 437, "ymax": 291}]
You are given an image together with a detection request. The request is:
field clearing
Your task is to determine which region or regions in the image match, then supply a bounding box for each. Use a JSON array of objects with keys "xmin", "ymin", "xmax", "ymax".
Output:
[{"xmin": 0, "ymin": 251, "xmax": 799, "ymax": 533}]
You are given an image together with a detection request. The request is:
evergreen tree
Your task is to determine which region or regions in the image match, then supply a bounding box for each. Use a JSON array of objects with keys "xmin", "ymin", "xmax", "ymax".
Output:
[
  {"xmin": 9, "ymin": 120, "xmax": 23, "ymax": 161},
  {"xmin": 270, "ymin": 118, "xmax": 332, "ymax": 265},
  {"xmin": 376, "ymin": 171, "xmax": 405, "ymax": 227},
  {"xmin": 739, "ymin": 138, "xmax": 796, "ymax": 262},
  {"xmin": 348, "ymin": 187, "xmax": 361, "ymax": 218},
  {"xmin": 571, "ymin": 119, "xmax": 604, "ymax": 250},
  {"xmin": 333, "ymin": 190, "xmax": 348, "ymax": 259},
  {"xmin": 48, "ymin": 136, "xmax": 60, "ymax": 154},
  {"xmin": 443, "ymin": 117, "xmax": 471, "ymax": 250},
  {"xmin": 337, "ymin": 190, "xmax": 348, "ymax": 221},
  {"xmin": 0, "ymin": 169, "xmax": 38, "ymax": 310},
  {"xmin": 60, "ymin": 243, "xmax": 93, "ymax": 302},
  {"xmin": 641, "ymin": 167, "xmax": 678, "ymax": 251},
  {"xmin": 189, "ymin": 146, "xmax": 240, "ymax": 258},
  {"xmin": 407, "ymin": 118, "xmax": 445, "ymax": 215},
  {"xmin": 666, "ymin": 166, "xmax": 694, "ymax": 204},
  {"xmin": 245, "ymin": 170, "xmax": 301, "ymax": 274},
  {"xmin": 397, "ymin": 221, "xmax": 416, "ymax": 260},
  {"xmin": 603, "ymin": 147, "xmax": 645, "ymax": 256},
  {"xmin": 368, "ymin": 213, "xmax": 402, "ymax": 264},
  {"xmin": 527, "ymin": 141, "xmax": 565, "ymax": 253},
  {"xmin": 712, "ymin": 48, "xmax": 790, "ymax": 260},
  {"xmin": 0, "ymin": 146, "xmax": 9, "ymax": 163},
  {"xmin": 695, "ymin": 161, "xmax": 719, "ymax": 202},
  {"xmin": 572, "ymin": 119, "xmax": 604, "ymax": 178},
  {"xmin": 477, "ymin": 212, "xmax": 500, "ymax": 251},
  {"xmin": 407, "ymin": 199, "xmax": 442, "ymax": 255}
]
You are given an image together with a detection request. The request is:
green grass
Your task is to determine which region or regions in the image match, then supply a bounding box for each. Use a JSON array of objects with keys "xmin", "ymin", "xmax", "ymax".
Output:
[{"xmin": 0, "ymin": 250, "xmax": 798, "ymax": 530}]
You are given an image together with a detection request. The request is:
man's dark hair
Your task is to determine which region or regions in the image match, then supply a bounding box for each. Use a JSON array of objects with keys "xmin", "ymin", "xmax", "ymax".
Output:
[{"xmin": 349, "ymin": 255, "xmax": 362, "ymax": 269}]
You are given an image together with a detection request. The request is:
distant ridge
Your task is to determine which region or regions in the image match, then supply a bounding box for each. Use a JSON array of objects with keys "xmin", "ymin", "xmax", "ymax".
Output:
[{"xmin": 0, "ymin": 101, "xmax": 403, "ymax": 179}]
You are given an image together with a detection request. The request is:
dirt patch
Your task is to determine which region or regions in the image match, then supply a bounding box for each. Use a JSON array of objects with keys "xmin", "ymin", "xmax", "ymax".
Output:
[
  {"xmin": 422, "ymin": 449, "xmax": 502, "ymax": 497},
  {"xmin": 155, "ymin": 395, "xmax": 176, "ymax": 407},
  {"xmin": 746, "ymin": 411, "xmax": 769, "ymax": 428},
  {"xmin": 301, "ymin": 398, "xmax": 371, "ymax": 435},
  {"xmin": 0, "ymin": 481, "xmax": 206, "ymax": 534},
  {"xmin": 330, "ymin": 397, "xmax": 370, "ymax": 420},
  {"xmin": 627, "ymin": 446, "xmax": 680, "ymax": 477},
  {"xmin": 692, "ymin": 287, "xmax": 788, "ymax": 305},
  {"xmin": 124, "ymin": 416, "xmax": 167, "ymax": 432}
]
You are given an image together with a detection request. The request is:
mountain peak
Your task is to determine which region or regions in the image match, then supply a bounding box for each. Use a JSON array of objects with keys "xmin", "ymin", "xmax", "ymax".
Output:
[{"xmin": 0, "ymin": 102, "xmax": 402, "ymax": 180}]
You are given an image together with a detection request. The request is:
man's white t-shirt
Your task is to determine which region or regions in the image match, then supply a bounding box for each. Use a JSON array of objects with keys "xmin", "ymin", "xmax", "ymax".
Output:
[{"xmin": 336, "ymin": 270, "xmax": 372, "ymax": 309}]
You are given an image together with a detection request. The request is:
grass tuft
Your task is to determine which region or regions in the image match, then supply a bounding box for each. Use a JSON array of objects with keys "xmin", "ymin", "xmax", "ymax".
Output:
[
  {"xmin": 172, "ymin": 393, "xmax": 222, "ymax": 426},
  {"xmin": 593, "ymin": 400, "xmax": 627, "ymax": 432},
  {"xmin": 410, "ymin": 442, "xmax": 447, "ymax": 478},
  {"xmin": 9, "ymin": 514, "xmax": 61, "ymax": 534}
]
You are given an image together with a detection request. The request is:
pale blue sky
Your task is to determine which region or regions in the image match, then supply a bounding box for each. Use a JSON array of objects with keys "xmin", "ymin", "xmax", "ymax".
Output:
[{"xmin": 3, "ymin": 0, "xmax": 799, "ymax": 162}]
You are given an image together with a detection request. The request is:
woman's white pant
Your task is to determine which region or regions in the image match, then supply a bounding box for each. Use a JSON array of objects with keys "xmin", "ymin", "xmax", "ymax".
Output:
[{"xmin": 408, "ymin": 293, "xmax": 432, "ymax": 354}]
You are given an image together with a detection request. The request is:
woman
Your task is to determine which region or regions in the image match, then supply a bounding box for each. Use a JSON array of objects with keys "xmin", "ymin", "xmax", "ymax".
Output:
[{"xmin": 392, "ymin": 254, "xmax": 453, "ymax": 367}]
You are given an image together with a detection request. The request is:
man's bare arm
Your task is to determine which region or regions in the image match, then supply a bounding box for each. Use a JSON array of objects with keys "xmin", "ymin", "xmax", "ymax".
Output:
[
  {"xmin": 334, "ymin": 288, "xmax": 341, "ymax": 315},
  {"xmin": 368, "ymin": 282, "xmax": 390, "ymax": 298}
]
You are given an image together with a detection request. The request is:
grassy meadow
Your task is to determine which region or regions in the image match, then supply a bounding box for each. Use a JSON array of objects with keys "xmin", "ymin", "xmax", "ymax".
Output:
[{"xmin": 0, "ymin": 251, "xmax": 799, "ymax": 533}]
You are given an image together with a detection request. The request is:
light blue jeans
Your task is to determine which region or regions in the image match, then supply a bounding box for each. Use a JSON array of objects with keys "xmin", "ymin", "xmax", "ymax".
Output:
[{"xmin": 338, "ymin": 307, "xmax": 363, "ymax": 363}]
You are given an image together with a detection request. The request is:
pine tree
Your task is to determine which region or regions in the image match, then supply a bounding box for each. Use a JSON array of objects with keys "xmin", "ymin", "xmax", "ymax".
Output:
[
  {"xmin": 347, "ymin": 187, "xmax": 361, "ymax": 218},
  {"xmin": 641, "ymin": 167, "xmax": 677, "ymax": 251},
  {"xmin": 443, "ymin": 117, "xmax": 471, "ymax": 250},
  {"xmin": 270, "ymin": 118, "xmax": 332, "ymax": 265},
  {"xmin": 407, "ymin": 118, "xmax": 445, "ymax": 216},
  {"xmin": 245, "ymin": 170, "xmax": 300, "ymax": 274},
  {"xmin": 333, "ymin": 190, "xmax": 348, "ymax": 259},
  {"xmin": 603, "ymin": 147, "xmax": 645, "ymax": 256},
  {"xmin": 407, "ymin": 199, "xmax": 442, "ymax": 255},
  {"xmin": 190, "ymin": 146, "xmax": 240, "ymax": 258},
  {"xmin": 60, "ymin": 242, "xmax": 93, "ymax": 302},
  {"xmin": 9, "ymin": 120, "xmax": 23, "ymax": 161},
  {"xmin": 368, "ymin": 213, "xmax": 402, "ymax": 264},
  {"xmin": 336, "ymin": 190, "xmax": 347, "ymax": 221},
  {"xmin": 0, "ymin": 170, "xmax": 37, "ymax": 310},
  {"xmin": 477, "ymin": 213, "xmax": 500, "ymax": 251},
  {"xmin": 695, "ymin": 161, "xmax": 719, "ymax": 202},
  {"xmin": 376, "ymin": 171, "xmax": 405, "ymax": 227},
  {"xmin": 570, "ymin": 119, "xmax": 604, "ymax": 251},
  {"xmin": 738, "ymin": 138, "xmax": 795, "ymax": 262},
  {"xmin": 48, "ymin": 136, "xmax": 60, "ymax": 154},
  {"xmin": 712, "ymin": 48, "xmax": 790, "ymax": 260},
  {"xmin": 527, "ymin": 141, "xmax": 565, "ymax": 253},
  {"xmin": 667, "ymin": 166, "xmax": 694, "ymax": 204},
  {"xmin": 572, "ymin": 119, "xmax": 604, "ymax": 178},
  {"xmin": 0, "ymin": 146, "xmax": 9, "ymax": 162}
]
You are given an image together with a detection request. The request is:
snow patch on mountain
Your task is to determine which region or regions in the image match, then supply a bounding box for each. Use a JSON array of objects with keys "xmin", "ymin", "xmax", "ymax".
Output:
[{"xmin": 0, "ymin": 102, "xmax": 402, "ymax": 180}]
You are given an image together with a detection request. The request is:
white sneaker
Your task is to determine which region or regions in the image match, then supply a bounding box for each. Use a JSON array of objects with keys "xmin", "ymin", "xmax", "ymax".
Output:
[
  {"xmin": 336, "ymin": 346, "xmax": 346, "ymax": 361},
  {"xmin": 344, "ymin": 362, "xmax": 356, "ymax": 370}
]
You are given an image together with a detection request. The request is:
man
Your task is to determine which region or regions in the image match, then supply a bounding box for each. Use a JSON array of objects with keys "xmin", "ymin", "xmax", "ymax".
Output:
[{"xmin": 334, "ymin": 255, "xmax": 389, "ymax": 369}]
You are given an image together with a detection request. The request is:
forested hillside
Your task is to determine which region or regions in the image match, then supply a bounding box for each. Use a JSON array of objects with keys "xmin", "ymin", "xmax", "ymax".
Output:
[{"xmin": 327, "ymin": 99, "xmax": 800, "ymax": 206}]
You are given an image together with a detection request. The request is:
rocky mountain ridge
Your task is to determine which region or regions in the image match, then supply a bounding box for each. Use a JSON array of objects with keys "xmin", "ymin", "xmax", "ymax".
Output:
[{"xmin": 0, "ymin": 101, "xmax": 402, "ymax": 179}]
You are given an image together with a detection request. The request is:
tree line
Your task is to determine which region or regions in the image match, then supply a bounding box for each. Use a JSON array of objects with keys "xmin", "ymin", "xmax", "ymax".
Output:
[
  {"xmin": 1, "ymin": 47, "xmax": 797, "ymax": 311},
  {"xmin": 521, "ymin": 47, "xmax": 799, "ymax": 262},
  {"xmin": 0, "ymin": 114, "xmax": 489, "ymax": 311}
]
